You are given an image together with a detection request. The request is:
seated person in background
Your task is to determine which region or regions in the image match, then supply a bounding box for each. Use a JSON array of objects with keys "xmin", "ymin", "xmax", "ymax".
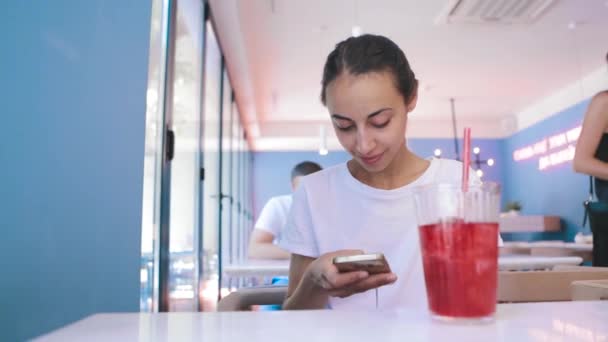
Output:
[{"xmin": 248, "ymin": 161, "xmax": 323, "ymax": 260}]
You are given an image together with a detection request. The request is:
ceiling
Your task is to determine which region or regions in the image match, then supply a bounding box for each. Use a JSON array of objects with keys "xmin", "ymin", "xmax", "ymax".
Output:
[{"xmin": 210, "ymin": 0, "xmax": 608, "ymax": 150}]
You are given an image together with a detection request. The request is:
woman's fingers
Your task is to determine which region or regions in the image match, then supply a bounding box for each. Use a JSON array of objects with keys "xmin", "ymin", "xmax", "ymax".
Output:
[
  {"xmin": 322, "ymin": 270, "xmax": 368, "ymax": 290},
  {"xmin": 327, "ymin": 273, "xmax": 397, "ymax": 298}
]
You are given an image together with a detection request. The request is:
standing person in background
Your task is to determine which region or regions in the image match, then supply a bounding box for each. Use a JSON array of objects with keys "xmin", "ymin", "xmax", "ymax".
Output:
[
  {"xmin": 573, "ymin": 51, "xmax": 608, "ymax": 266},
  {"xmin": 248, "ymin": 161, "xmax": 323, "ymax": 260}
]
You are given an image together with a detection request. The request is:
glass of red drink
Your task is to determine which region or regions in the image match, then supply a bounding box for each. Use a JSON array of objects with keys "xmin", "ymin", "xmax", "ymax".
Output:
[{"xmin": 413, "ymin": 182, "xmax": 501, "ymax": 322}]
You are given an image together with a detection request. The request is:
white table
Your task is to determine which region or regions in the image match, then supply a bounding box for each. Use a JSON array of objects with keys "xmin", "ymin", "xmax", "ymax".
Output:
[
  {"xmin": 503, "ymin": 241, "xmax": 593, "ymax": 252},
  {"xmin": 224, "ymin": 260, "xmax": 290, "ymax": 288},
  {"xmin": 224, "ymin": 256, "xmax": 584, "ymax": 278},
  {"xmin": 498, "ymin": 255, "xmax": 583, "ymax": 271},
  {"xmin": 224, "ymin": 260, "xmax": 290, "ymax": 277},
  {"xmin": 36, "ymin": 301, "xmax": 608, "ymax": 341}
]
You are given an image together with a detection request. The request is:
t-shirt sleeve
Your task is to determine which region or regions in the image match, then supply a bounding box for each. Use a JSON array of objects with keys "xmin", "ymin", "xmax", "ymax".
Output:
[
  {"xmin": 435, "ymin": 159, "xmax": 479, "ymax": 186},
  {"xmin": 279, "ymin": 182, "xmax": 320, "ymax": 258},
  {"xmin": 254, "ymin": 197, "xmax": 284, "ymax": 237}
]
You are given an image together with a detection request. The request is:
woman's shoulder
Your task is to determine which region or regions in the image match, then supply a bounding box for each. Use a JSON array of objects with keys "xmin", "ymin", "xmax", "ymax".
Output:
[
  {"xmin": 299, "ymin": 163, "xmax": 346, "ymax": 189},
  {"xmin": 584, "ymin": 91, "xmax": 608, "ymax": 122},
  {"xmin": 433, "ymin": 158, "xmax": 463, "ymax": 174},
  {"xmin": 429, "ymin": 157, "xmax": 479, "ymax": 184},
  {"xmin": 591, "ymin": 91, "xmax": 608, "ymax": 104},
  {"xmin": 290, "ymin": 163, "xmax": 347, "ymax": 210}
]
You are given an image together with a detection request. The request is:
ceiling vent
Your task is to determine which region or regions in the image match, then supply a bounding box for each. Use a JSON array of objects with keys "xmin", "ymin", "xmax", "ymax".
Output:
[{"xmin": 435, "ymin": 0, "xmax": 556, "ymax": 25}]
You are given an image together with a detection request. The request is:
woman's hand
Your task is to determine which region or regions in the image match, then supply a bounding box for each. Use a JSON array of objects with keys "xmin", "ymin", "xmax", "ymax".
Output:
[{"xmin": 305, "ymin": 250, "xmax": 398, "ymax": 298}]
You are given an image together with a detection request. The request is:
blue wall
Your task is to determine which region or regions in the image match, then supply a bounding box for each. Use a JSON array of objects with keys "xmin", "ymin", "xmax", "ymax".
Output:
[
  {"xmin": 253, "ymin": 138, "xmax": 503, "ymax": 218},
  {"xmin": 407, "ymin": 138, "xmax": 503, "ymax": 185},
  {"xmin": 0, "ymin": 1, "xmax": 151, "ymax": 340},
  {"xmin": 253, "ymin": 151, "xmax": 351, "ymax": 215},
  {"xmin": 501, "ymin": 100, "xmax": 590, "ymax": 242}
]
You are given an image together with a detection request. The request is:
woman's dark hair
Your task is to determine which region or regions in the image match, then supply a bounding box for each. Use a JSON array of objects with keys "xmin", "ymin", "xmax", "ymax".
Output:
[{"xmin": 320, "ymin": 34, "xmax": 418, "ymax": 105}]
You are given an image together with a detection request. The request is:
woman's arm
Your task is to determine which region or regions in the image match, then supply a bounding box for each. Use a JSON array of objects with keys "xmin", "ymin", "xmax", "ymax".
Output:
[
  {"xmin": 282, "ymin": 251, "xmax": 398, "ymax": 310},
  {"xmin": 282, "ymin": 254, "xmax": 330, "ymax": 310},
  {"xmin": 247, "ymin": 229, "xmax": 290, "ymax": 260},
  {"xmin": 574, "ymin": 92, "xmax": 608, "ymax": 179}
]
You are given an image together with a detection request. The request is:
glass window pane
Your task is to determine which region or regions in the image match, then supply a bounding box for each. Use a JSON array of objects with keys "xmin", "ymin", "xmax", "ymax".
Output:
[
  {"xmin": 200, "ymin": 20, "xmax": 222, "ymax": 311},
  {"xmin": 168, "ymin": 0, "xmax": 203, "ymax": 312},
  {"xmin": 239, "ymin": 128, "xmax": 247, "ymax": 262},
  {"xmin": 230, "ymin": 103, "xmax": 240, "ymax": 266},
  {"xmin": 245, "ymin": 148, "xmax": 252, "ymax": 248},
  {"xmin": 140, "ymin": 0, "xmax": 165, "ymax": 312},
  {"xmin": 220, "ymin": 70, "xmax": 232, "ymax": 273}
]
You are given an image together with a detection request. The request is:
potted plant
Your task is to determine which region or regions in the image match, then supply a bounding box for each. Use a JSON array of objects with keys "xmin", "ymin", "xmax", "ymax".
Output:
[{"xmin": 504, "ymin": 201, "xmax": 522, "ymax": 216}]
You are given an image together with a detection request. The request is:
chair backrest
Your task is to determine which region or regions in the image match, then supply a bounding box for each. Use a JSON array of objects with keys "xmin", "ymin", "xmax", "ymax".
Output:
[
  {"xmin": 498, "ymin": 267, "xmax": 608, "ymax": 303},
  {"xmin": 571, "ymin": 280, "xmax": 608, "ymax": 301},
  {"xmin": 217, "ymin": 286, "xmax": 288, "ymax": 311}
]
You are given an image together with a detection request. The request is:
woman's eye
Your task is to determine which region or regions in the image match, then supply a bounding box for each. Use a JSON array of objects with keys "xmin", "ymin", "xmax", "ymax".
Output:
[
  {"xmin": 372, "ymin": 120, "xmax": 390, "ymax": 128},
  {"xmin": 336, "ymin": 125, "xmax": 354, "ymax": 131}
]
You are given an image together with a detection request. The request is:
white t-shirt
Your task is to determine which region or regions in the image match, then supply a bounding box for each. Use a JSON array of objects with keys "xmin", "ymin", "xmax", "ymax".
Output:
[
  {"xmin": 280, "ymin": 158, "xmax": 501, "ymax": 311},
  {"xmin": 254, "ymin": 195, "xmax": 292, "ymax": 240}
]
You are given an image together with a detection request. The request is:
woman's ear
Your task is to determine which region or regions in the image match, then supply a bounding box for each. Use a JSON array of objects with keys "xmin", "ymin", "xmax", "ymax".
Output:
[{"xmin": 406, "ymin": 81, "xmax": 419, "ymax": 113}]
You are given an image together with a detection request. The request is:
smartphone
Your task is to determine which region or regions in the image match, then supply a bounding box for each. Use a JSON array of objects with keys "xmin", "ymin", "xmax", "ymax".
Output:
[{"xmin": 332, "ymin": 253, "xmax": 391, "ymax": 274}]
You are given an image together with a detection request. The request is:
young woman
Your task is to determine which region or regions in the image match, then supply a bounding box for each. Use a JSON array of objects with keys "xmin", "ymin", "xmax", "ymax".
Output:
[
  {"xmin": 280, "ymin": 34, "xmax": 484, "ymax": 310},
  {"xmin": 573, "ymin": 53, "xmax": 608, "ymax": 201},
  {"xmin": 573, "ymin": 52, "xmax": 608, "ymax": 266}
]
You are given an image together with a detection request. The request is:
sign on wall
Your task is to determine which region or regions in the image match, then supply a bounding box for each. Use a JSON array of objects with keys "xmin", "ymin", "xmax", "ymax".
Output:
[{"xmin": 512, "ymin": 125, "xmax": 581, "ymax": 171}]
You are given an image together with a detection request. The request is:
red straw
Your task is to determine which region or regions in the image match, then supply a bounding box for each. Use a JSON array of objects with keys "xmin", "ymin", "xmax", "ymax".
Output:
[{"xmin": 462, "ymin": 128, "xmax": 471, "ymax": 192}]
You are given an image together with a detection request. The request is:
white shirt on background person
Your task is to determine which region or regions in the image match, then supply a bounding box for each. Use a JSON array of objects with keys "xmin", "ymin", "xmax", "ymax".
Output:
[{"xmin": 255, "ymin": 194, "xmax": 292, "ymax": 242}]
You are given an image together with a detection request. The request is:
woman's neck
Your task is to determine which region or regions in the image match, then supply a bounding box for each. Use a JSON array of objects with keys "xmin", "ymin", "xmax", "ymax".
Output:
[{"xmin": 348, "ymin": 147, "xmax": 430, "ymax": 190}]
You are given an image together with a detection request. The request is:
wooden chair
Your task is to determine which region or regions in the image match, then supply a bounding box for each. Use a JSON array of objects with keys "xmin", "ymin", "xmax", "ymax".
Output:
[
  {"xmin": 571, "ymin": 280, "xmax": 608, "ymax": 301},
  {"xmin": 498, "ymin": 266, "xmax": 608, "ymax": 302}
]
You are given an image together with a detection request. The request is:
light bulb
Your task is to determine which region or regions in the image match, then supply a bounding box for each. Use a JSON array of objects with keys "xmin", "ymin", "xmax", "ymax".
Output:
[
  {"xmin": 473, "ymin": 147, "xmax": 480, "ymax": 155},
  {"xmin": 487, "ymin": 158, "xmax": 495, "ymax": 166},
  {"xmin": 476, "ymin": 169, "xmax": 484, "ymax": 178}
]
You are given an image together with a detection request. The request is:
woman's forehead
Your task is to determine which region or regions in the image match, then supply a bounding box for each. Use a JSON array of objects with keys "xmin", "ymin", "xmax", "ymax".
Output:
[{"xmin": 326, "ymin": 72, "xmax": 401, "ymax": 114}]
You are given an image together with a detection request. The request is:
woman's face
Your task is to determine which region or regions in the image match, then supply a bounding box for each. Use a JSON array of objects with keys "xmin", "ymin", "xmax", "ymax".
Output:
[{"xmin": 325, "ymin": 71, "xmax": 417, "ymax": 173}]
